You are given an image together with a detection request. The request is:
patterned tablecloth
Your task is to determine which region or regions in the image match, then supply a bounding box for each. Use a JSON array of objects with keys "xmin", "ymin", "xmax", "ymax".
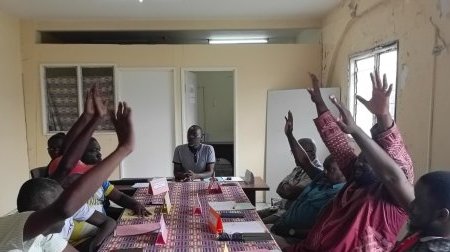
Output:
[{"xmin": 99, "ymin": 181, "xmax": 280, "ymax": 251}]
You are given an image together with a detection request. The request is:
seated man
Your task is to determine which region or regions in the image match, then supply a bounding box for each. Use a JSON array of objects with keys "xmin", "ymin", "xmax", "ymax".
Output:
[
  {"xmin": 173, "ymin": 125, "xmax": 216, "ymax": 181},
  {"xmin": 286, "ymin": 72, "xmax": 414, "ymax": 251},
  {"xmin": 0, "ymin": 100, "xmax": 135, "ymax": 251},
  {"xmin": 271, "ymin": 155, "xmax": 345, "ymax": 246},
  {"xmin": 392, "ymin": 171, "xmax": 450, "ymax": 251},
  {"xmin": 328, "ymin": 82, "xmax": 450, "ymax": 251},
  {"xmin": 17, "ymin": 178, "xmax": 115, "ymax": 252},
  {"xmin": 258, "ymin": 111, "xmax": 323, "ymax": 224},
  {"xmin": 48, "ymin": 137, "xmax": 149, "ymax": 244}
]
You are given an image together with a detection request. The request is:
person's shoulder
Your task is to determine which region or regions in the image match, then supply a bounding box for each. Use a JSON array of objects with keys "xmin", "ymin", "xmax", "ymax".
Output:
[
  {"xmin": 175, "ymin": 144, "xmax": 188, "ymax": 150},
  {"xmin": 202, "ymin": 144, "xmax": 214, "ymax": 150},
  {"xmin": 0, "ymin": 212, "xmax": 34, "ymax": 249},
  {"xmin": 0, "ymin": 211, "xmax": 34, "ymax": 223}
]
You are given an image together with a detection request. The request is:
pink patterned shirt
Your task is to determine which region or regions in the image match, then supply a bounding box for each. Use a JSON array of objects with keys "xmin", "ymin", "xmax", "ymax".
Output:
[{"xmin": 288, "ymin": 111, "xmax": 414, "ymax": 252}]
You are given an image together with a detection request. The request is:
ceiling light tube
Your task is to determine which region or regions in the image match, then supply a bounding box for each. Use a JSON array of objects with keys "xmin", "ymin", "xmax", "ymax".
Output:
[{"xmin": 208, "ymin": 38, "xmax": 268, "ymax": 44}]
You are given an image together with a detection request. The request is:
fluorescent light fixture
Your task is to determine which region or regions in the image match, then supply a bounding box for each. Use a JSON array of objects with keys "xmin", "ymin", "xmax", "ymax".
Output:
[
  {"xmin": 139, "ymin": 0, "xmax": 143, "ymax": 2},
  {"xmin": 208, "ymin": 38, "xmax": 268, "ymax": 44}
]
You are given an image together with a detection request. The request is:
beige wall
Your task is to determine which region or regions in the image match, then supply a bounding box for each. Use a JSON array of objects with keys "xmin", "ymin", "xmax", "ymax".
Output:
[
  {"xmin": 0, "ymin": 11, "xmax": 29, "ymax": 214},
  {"xmin": 322, "ymin": 0, "xmax": 450, "ymax": 178},
  {"xmin": 21, "ymin": 20, "xmax": 322, "ymax": 182}
]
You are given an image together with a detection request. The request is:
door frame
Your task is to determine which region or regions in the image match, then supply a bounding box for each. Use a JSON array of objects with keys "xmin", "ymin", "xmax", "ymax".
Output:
[{"xmin": 180, "ymin": 67, "xmax": 237, "ymax": 175}]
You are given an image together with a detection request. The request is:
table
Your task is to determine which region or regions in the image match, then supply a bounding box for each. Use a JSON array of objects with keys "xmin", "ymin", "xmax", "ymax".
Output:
[
  {"xmin": 238, "ymin": 177, "xmax": 270, "ymax": 206},
  {"xmin": 99, "ymin": 182, "xmax": 280, "ymax": 251}
]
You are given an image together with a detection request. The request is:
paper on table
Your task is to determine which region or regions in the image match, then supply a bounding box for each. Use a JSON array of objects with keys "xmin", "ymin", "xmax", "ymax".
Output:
[
  {"xmin": 193, "ymin": 177, "xmax": 224, "ymax": 182},
  {"xmin": 222, "ymin": 221, "xmax": 267, "ymax": 234},
  {"xmin": 121, "ymin": 207, "xmax": 156, "ymax": 220},
  {"xmin": 220, "ymin": 177, "xmax": 244, "ymax": 182},
  {"xmin": 149, "ymin": 177, "xmax": 169, "ymax": 195},
  {"xmin": 232, "ymin": 203, "xmax": 255, "ymax": 210},
  {"xmin": 208, "ymin": 201, "xmax": 255, "ymax": 211},
  {"xmin": 114, "ymin": 222, "xmax": 160, "ymax": 236},
  {"xmin": 208, "ymin": 201, "xmax": 236, "ymax": 211},
  {"xmin": 131, "ymin": 183, "xmax": 149, "ymax": 188}
]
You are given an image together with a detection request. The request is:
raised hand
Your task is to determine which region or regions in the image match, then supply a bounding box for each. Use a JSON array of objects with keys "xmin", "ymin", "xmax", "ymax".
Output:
[
  {"xmin": 329, "ymin": 95, "xmax": 358, "ymax": 134},
  {"xmin": 307, "ymin": 73, "xmax": 325, "ymax": 104},
  {"xmin": 84, "ymin": 87, "xmax": 95, "ymax": 115},
  {"xmin": 111, "ymin": 102, "xmax": 134, "ymax": 152},
  {"xmin": 356, "ymin": 70, "xmax": 393, "ymax": 116},
  {"xmin": 93, "ymin": 84, "xmax": 109, "ymax": 117},
  {"xmin": 284, "ymin": 111, "xmax": 294, "ymax": 135}
]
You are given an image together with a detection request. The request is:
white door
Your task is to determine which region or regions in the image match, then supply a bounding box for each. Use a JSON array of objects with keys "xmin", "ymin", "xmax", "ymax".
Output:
[{"xmin": 117, "ymin": 68, "xmax": 175, "ymax": 178}]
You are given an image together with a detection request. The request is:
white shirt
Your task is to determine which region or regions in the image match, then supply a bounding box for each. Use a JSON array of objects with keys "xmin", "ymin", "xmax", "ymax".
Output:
[
  {"xmin": 61, "ymin": 204, "xmax": 95, "ymax": 240},
  {"xmin": 0, "ymin": 211, "xmax": 68, "ymax": 252}
]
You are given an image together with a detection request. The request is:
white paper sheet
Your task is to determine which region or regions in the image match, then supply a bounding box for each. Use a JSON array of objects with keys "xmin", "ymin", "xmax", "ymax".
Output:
[
  {"xmin": 220, "ymin": 177, "xmax": 244, "ymax": 182},
  {"xmin": 222, "ymin": 221, "xmax": 267, "ymax": 234},
  {"xmin": 208, "ymin": 201, "xmax": 255, "ymax": 211},
  {"xmin": 131, "ymin": 183, "xmax": 149, "ymax": 188}
]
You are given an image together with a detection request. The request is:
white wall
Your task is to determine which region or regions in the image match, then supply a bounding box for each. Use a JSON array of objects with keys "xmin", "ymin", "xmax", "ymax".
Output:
[
  {"xmin": 196, "ymin": 71, "xmax": 234, "ymax": 142},
  {"xmin": 0, "ymin": 10, "xmax": 29, "ymax": 214},
  {"xmin": 184, "ymin": 71, "xmax": 199, "ymax": 134}
]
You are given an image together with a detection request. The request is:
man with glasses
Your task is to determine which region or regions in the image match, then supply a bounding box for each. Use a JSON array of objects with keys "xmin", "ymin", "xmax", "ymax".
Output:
[{"xmin": 173, "ymin": 125, "xmax": 216, "ymax": 181}]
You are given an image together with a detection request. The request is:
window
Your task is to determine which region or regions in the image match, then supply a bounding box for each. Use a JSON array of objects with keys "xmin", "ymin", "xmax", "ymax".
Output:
[
  {"xmin": 349, "ymin": 42, "xmax": 398, "ymax": 135},
  {"xmin": 42, "ymin": 65, "xmax": 116, "ymax": 134}
]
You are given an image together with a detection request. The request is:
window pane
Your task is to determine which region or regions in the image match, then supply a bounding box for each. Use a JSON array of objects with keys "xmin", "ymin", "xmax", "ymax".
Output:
[
  {"xmin": 379, "ymin": 50, "xmax": 398, "ymax": 114},
  {"xmin": 354, "ymin": 56, "xmax": 375, "ymax": 134},
  {"xmin": 45, "ymin": 67, "xmax": 79, "ymax": 132},
  {"xmin": 81, "ymin": 67, "xmax": 115, "ymax": 131}
]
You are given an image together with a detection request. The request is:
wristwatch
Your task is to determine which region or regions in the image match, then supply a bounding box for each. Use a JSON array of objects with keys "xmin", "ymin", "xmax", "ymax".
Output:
[{"xmin": 289, "ymin": 228, "xmax": 295, "ymax": 236}]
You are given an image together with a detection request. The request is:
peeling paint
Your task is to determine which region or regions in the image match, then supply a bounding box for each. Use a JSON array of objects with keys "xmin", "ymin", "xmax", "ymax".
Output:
[
  {"xmin": 348, "ymin": 0, "xmax": 358, "ymax": 17},
  {"xmin": 429, "ymin": 17, "xmax": 448, "ymax": 56},
  {"xmin": 399, "ymin": 64, "xmax": 408, "ymax": 91},
  {"xmin": 438, "ymin": 0, "xmax": 450, "ymax": 18}
]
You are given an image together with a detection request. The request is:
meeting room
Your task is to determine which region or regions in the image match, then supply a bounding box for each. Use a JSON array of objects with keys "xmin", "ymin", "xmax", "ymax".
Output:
[{"xmin": 0, "ymin": 0, "xmax": 450, "ymax": 251}]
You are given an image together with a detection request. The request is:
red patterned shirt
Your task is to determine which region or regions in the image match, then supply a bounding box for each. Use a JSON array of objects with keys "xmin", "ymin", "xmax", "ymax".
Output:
[{"xmin": 287, "ymin": 111, "xmax": 414, "ymax": 252}]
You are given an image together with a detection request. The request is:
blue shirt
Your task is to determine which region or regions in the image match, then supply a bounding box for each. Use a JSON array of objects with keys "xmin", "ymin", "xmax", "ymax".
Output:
[{"xmin": 281, "ymin": 174, "xmax": 345, "ymax": 229}]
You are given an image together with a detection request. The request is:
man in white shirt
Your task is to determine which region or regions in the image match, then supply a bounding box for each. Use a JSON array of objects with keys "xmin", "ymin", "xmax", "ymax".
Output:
[
  {"xmin": 17, "ymin": 178, "xmax": 116, "ymax": 251},
  {"xmin": 0, "ymin": 211, "xmax": 69, "ymax": 252}
]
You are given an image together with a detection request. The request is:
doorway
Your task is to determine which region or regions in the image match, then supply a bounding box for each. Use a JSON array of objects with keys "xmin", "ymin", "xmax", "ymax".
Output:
[{"xmin": 181, "ymin": 69, "xmax": 235, "ymax": 176}]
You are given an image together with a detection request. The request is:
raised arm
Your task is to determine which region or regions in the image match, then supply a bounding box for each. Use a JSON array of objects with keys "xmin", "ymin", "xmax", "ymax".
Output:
[
  {"xmin": 51, "ymin": 86, "xmax": 108, "ymax": 182},
  {"xmin": 61, "ymin": 87, "xmax": 97, "ymax": 154},
  {"xmin": 24, "ymin": 102, "xmax": 134, "ymax": 241},
  {"xmin": 284, "ymin": 111, "xmax": 321, "ymax": 180},
  {"xmin": 329, "ymin": 95, "xmax": 414, "ymax": 210},
  {"xmin": 307, "ymin": 73, "xmax": 357, "ymax": 179}
]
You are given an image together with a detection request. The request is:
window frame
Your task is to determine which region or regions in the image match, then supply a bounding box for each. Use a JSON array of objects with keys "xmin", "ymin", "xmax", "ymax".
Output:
[
  {"xmin": 348, "ymin": 41, "xmax": 399, "ymax": 132},
  {"xmin": 40, "ymin": 63, "xmax": 118, "ymax": 135}
]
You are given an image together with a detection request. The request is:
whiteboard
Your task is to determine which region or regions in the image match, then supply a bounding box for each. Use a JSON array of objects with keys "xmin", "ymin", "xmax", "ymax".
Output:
[
  {"xmin": 117, "ymin": 68, "xmax": 175, "ymax": 178},
  {"xmin": 265, "ymin": 88, "xmax": 340, "ymax": 202}
]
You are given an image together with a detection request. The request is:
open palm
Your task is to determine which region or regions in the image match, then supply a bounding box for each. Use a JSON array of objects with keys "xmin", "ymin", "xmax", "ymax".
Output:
[{"xmin": 356, "ymin": 71, "xmax": 393, "ymax": 116}]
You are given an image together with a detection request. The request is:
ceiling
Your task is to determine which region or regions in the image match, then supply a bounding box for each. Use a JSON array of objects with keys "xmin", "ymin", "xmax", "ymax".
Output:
[{"xmin": 0, "ymin": 0, "xmax": 340, "ymax": 21}]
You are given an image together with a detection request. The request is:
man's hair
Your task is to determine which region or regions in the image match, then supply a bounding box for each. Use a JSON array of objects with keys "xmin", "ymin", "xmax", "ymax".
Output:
[
  {"xmin": 298, "ymin": 138, "xmax": 317, "ymax": 153},
  {"xmin": 47, "ymin": 132, "xmax": 66, "ymax": 147},
  {"xmin": 17, "ymin": 178, "xmax": 62, "ymax": 212},
  {"xmin": 420, "ymin": 171, "xmax": 450, "ymax": 209},
  {"xmin": 188, "ymin": 125, "xmax": 203, "ymax": 133},
  {"xmin": 87, "ymin": 137, "xmax": 100, "ymax": 149}
]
